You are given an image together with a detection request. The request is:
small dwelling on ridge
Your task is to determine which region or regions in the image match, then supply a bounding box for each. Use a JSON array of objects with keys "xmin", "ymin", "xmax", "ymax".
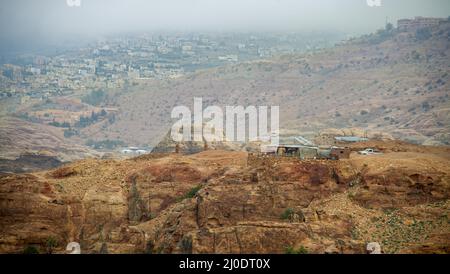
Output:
[{"xmin": 263, "ymin": 145, "xmax": 350, "ymax": 160}]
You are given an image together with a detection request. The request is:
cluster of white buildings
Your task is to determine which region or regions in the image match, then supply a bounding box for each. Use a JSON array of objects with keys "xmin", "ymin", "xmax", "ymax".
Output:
[{"xmin": 397, "ymin": 16, "xmax": 447, "ymax": 32}]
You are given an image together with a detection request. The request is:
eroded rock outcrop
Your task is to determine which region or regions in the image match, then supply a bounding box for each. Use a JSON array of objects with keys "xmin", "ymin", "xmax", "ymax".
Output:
[{"xmin": 0, "ymin": 146, "xmax": 449, "ymax": 254}]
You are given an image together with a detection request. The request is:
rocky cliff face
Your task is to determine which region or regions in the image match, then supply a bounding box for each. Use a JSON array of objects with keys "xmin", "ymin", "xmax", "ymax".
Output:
[{"xmin": 0, "ymin": 144, "xmax": 449, "ymax": 254}]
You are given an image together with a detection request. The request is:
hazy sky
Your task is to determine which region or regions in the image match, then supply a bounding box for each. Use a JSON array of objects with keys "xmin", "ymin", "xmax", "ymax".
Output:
[{"xmin": 0, "ymin": 0, "xmax": 449, "ymax": 52}]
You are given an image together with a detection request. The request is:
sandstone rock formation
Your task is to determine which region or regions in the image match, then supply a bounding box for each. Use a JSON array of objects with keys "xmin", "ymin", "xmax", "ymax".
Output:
[{"xmin": 0, "ymin": 143, "xmax": 449, "ymax": 254}]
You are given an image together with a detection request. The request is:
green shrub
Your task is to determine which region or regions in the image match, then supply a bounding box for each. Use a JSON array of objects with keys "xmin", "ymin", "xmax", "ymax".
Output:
[
  {"xmin": 385, "ymin": 23, "xmax": 393, "ymax": 32},
  {"xmin": 64, "ymin": 129, "xmax": 77, "ymax": 138},
  {"xmin": 416, "ymin": 28, "xmax": 431, "ymax": 41},
  {"xmin": 82, "ymin": 90, "xmax": 106, "ymax": 106},
  {"xmin": 23, "ymin": 245, "xmax": 40, "ymax": 254},
  {"xmin": 177, "ymin": 185, "xmax": 202, "ymax": 202},
  {"xmin": 185, "ymin": 185, "xmax": 202, "ymax": 198},
  {"xmin": 45, "ymin": 236, "xmax": 58, "ymax": 254},
  {"xmin": 145, "ymin": 240, "xmax": 155, "ymax": 254},
  {"xmin": 285, "ymin": 245, "xmax": 308, "ymax": 254},
  {"xmin": 180, "ymin": 237, "xmax": 193, "ymax": 254},
  {"xmin": 75, "ymin": 110, "xmax": 108, "ymax": 128},
  {"xmin": 99, "ymin": 243, "xmax": 108, "ymax": 254},
  {"xmin": 281, "ymin": 208, "xmax": 294, "ymax": 220},
  {"xmin": 49, "ymin": 121, "xmax": 71, "ymax": 128}
]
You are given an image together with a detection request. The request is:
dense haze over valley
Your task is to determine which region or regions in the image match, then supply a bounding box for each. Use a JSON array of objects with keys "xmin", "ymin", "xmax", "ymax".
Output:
[{"xmin": 1, "ymin": 0, "xmax": 450, "ymax": 53}]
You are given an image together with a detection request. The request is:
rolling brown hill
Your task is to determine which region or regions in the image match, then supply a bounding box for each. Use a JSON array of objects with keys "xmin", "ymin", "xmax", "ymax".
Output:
[
  {"xmin": 91, "ymin": 23, "xmax": 450, "ymax": 147},
  {"xmin": 0, "ymin": 117, "xmax": 100, "ymax": 173}
]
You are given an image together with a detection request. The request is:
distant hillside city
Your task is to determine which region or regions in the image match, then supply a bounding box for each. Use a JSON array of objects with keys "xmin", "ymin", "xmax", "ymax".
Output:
[{"xmin": 0, "ymin": 32, "xmax": 342, "ymax": 101}]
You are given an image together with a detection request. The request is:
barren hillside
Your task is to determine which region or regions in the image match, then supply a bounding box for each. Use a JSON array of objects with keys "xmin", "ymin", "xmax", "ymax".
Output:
[
  {"xmin": 0, "ymin": 117, "xmax": 100, "ymax": 173},
  {"xmin": 93, "ymin": 23, "xmax": 450, "ymax": 147}
]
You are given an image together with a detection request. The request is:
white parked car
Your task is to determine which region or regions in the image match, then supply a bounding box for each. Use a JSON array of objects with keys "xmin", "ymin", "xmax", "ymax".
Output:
[
  {"xmin": 358, "ymin": 148, "xmax": 382, "ymax": 155},
  {"xmin": 121, "ymin": 148, "xmax": 148, "ymax": 155},
  {"xmin": 135, "ymin": 149, "xmax": 148, "ymax": 155}
]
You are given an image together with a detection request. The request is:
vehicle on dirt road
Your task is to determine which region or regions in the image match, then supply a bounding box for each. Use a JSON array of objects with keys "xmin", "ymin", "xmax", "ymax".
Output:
[{"xmin": 358, "ymin": 148, "xmax": 383, "ymax": 155}]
